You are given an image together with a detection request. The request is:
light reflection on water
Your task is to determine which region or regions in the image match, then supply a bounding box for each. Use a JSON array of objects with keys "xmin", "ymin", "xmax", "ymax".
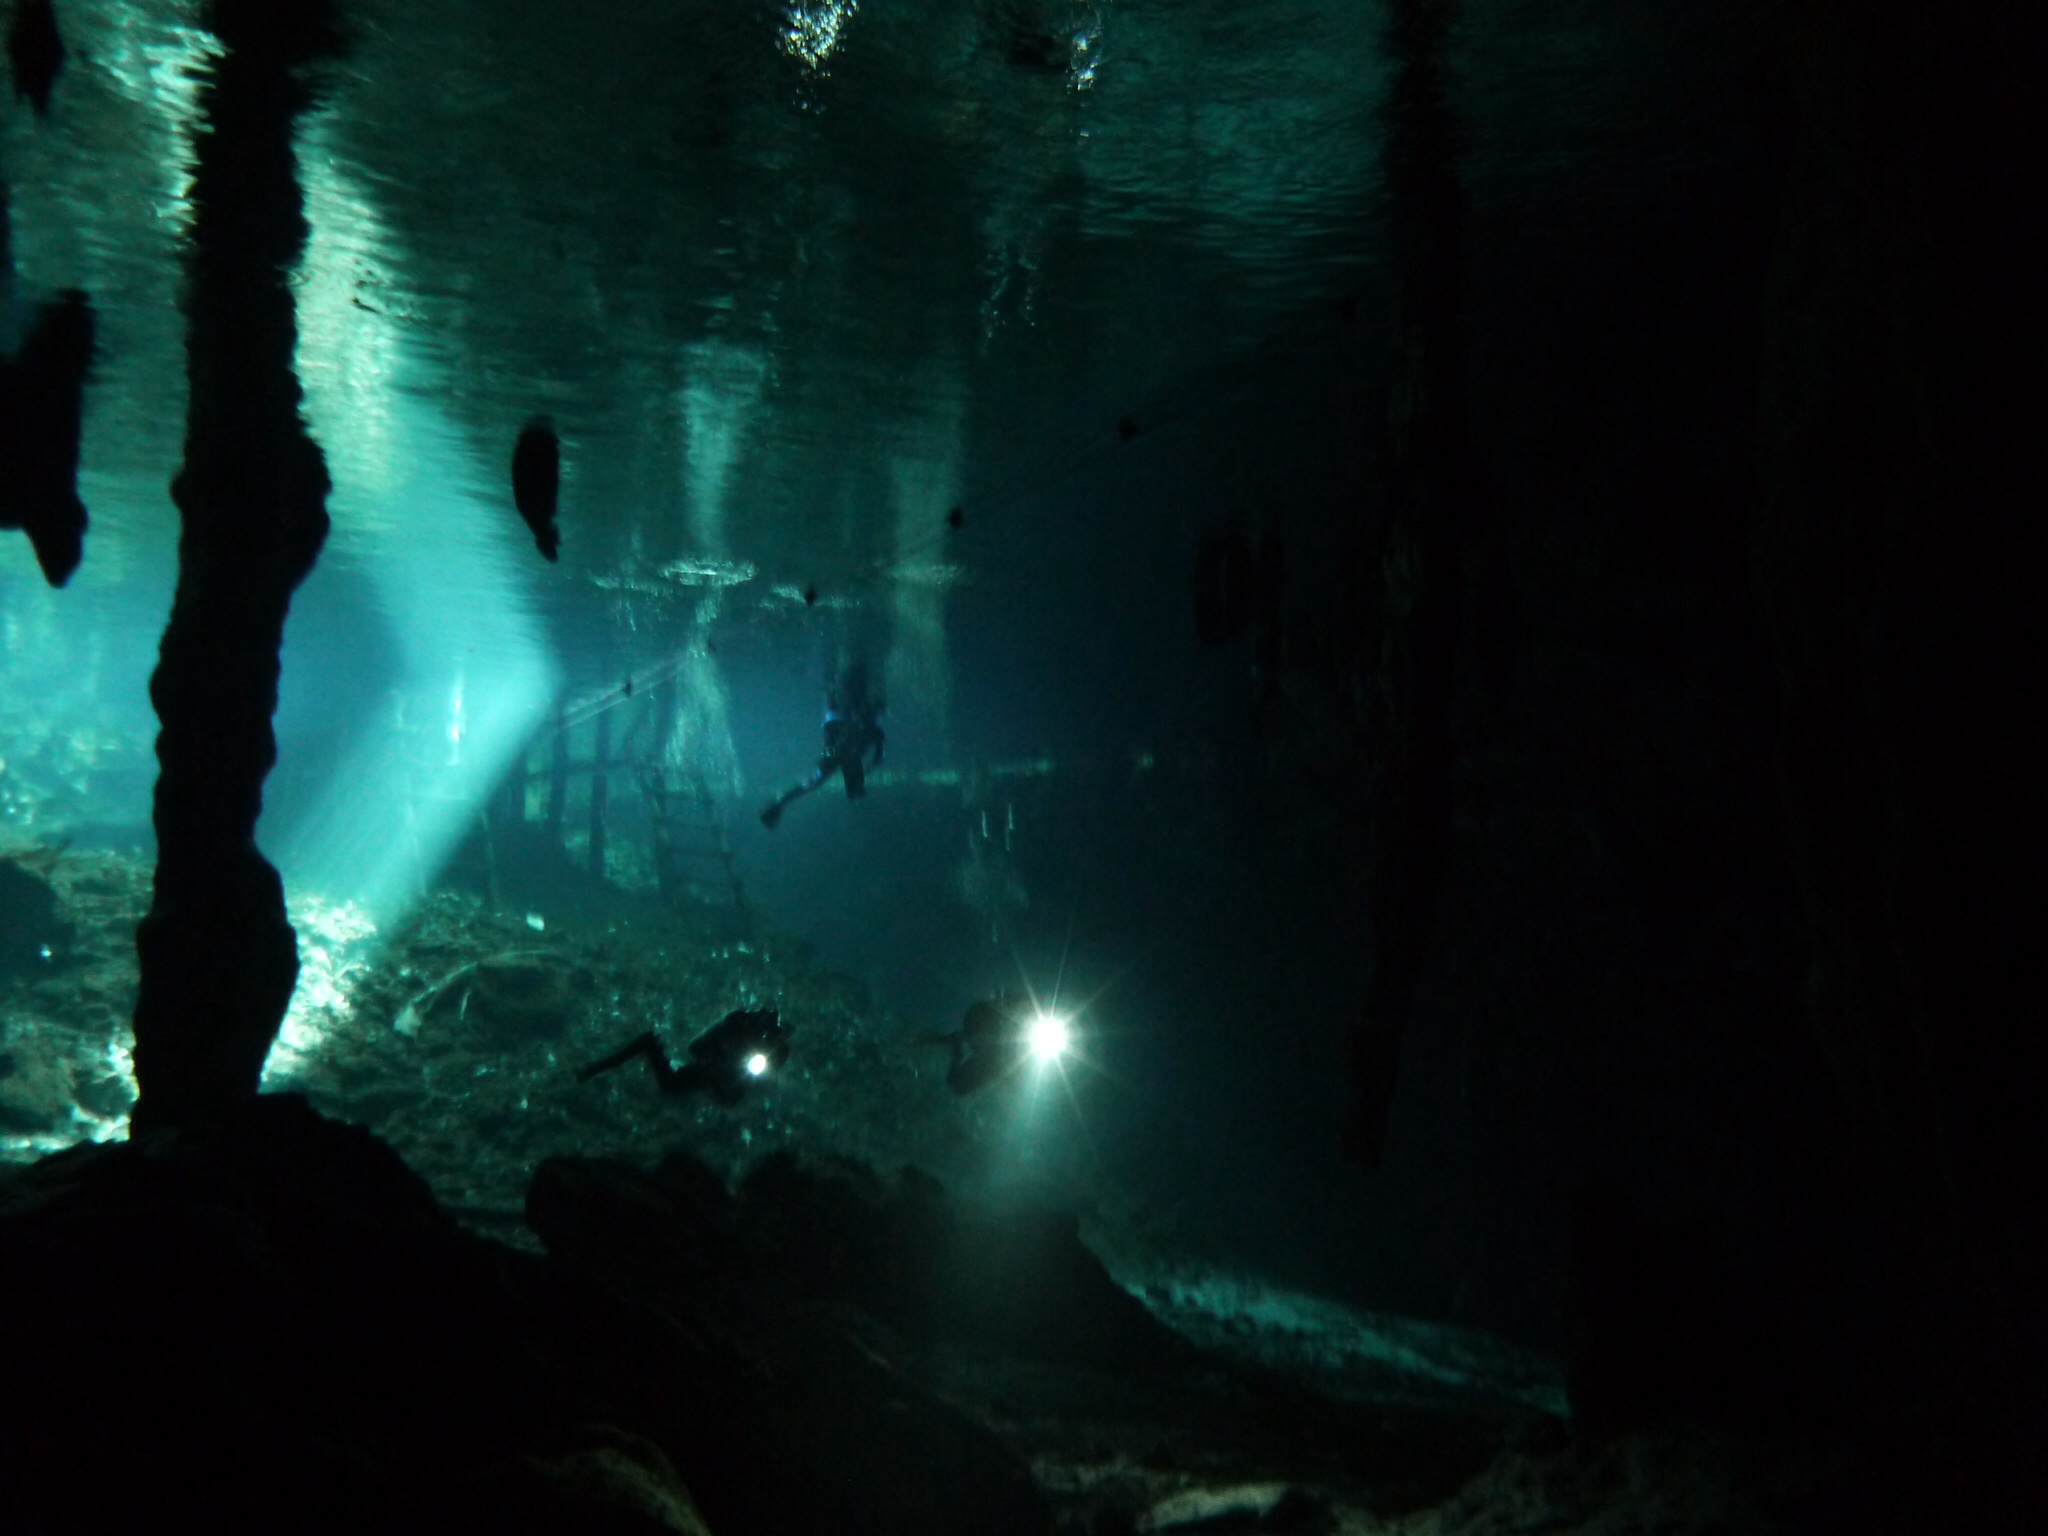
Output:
[{"xmin": 9, "ymin": 0, "xmax": 1388, "ymax": 612}]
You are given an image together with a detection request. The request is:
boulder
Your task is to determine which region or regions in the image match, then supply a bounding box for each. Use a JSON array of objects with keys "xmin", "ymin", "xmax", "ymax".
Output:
[{"xmin": 527, "ymin": 1151, "xmax": 1055, "ymax": 1536}]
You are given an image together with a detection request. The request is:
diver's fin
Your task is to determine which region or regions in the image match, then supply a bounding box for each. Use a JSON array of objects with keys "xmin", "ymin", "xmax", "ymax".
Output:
[{"xmin": 760, "ymin": 782, "xmax": 810, "ymax": 828}]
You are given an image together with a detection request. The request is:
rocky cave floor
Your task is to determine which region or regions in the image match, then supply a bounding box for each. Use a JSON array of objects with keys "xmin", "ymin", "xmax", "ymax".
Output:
[{"xmin": 0, "ymin": 846, "xmax": 1854, "ymax": 1533}]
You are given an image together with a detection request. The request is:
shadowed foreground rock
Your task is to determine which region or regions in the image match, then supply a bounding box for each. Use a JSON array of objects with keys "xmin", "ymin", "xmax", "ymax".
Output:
[
  {"xmin": 528, "ymin": 1151, "xmax": 1521, "ymax": 1529},
  {"xmin": 0, "ymin": 1092, "xmax": 1846, "ymax": 1534},
  {"xmin": 0, "ymin": 1097, "xmax": 1047, "ymax": 1536}
]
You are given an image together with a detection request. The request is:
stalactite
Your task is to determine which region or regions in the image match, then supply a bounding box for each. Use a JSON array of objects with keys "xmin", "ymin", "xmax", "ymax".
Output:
[
  {"xmin": 0, "ymin": 173, "xmax": 96, "ymax": 589},
  {"xmin": 0, "ymin": 285, "xmax": 94, "ymax": 587},
  {"xmin": 130, "ymin": 0, "xmax": 344, "ymax": 1134},
  {"xmin": 1345, "ymin": 0, "xmax": 1473, "ymax": 1167},
  {"xmin": 6, "ymin": 0, "xmax": 65, "ymax": 117}
]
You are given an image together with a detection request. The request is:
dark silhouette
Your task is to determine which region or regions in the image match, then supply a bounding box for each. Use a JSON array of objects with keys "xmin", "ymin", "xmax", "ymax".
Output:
[
  {"xmin": 6, "ymin": 0, "xmax": 63, "ymax": 116},
  {"xmin": 0, "ymin": 840, "xmax": 71, "ymax": 978},
  {"xmin": 759, "ymin": 662, "xmax": 886, "ymax": 828},
  {"xmin": 130, "ymin": 0, "xmax": 345, "ymax": 1135},
  {"xmin": 917, "ymin": 994, "xmax": 1039, "ymax": 1095},
  {"xmin": 1346, "ymin": 0, "xmax": 1472, "ymax": 1169},
  {"xmin": 0, "ymin": 287, "xmax": 94, "ymax": 586},
  {"xmin": 577, "ymin": 1007, "xmax": 788, "ymax": 1105},
  {"xmin": 511, "ymin": 418, "xmax": 560, "ymax": 560},
  {"xmin": 982, "ymin": 0, "xmax": 1065, "ymax": 75}
]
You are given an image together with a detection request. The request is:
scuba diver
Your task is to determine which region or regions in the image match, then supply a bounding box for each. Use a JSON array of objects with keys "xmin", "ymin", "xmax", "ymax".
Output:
[
  {"xmin": 759, "ymin": 661, "xmax": 886, "ymax": 829},
  {"xmin": 577, "ymin": 1006, "xmax": 789, "ymax": 1104},
  {"xmin": 918, "ymin": 992, "xmax": 1067, "ymax": 1095}
]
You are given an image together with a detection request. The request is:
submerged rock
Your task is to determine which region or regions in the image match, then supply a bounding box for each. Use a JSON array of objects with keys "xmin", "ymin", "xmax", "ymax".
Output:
[
  {"xmin": 527, "ymin": 1152, "xmax": 1056, "ymax": 1536},
  {"xmin": 0, "ymin": 842, "xmax": 73, "ymax": 978},
  {"xmin": 393, "ymin": 949, "xmax": 586, "ymax": 1045},
  {"xmin": 529, "ymin": 1147, "xmax": 1194, "ymax": 1378},
  {"xmin": 0, "ymin": 1096, "xmax": 546, "ymax": 1533},
  {"xmin": 1142, "ymin": 1483, "xmax": 1334, "ymax": 1533},
  {"xmin": 476, "ymin": 1429, "xmax": 713, "ymax": 1536},
  {"xmin": 0, "ymin": 1027, "xmax": 73, "ymax": 1134},
  {"xmin": 526, "ymin": 1150, "xmax": 1530, "ymax": 1530},
  {"xmin": 0, "ymin": 1095, "xmax": 1049, "ymax": 1536},
  {"xmin": 736, "ymin": 1152, "xmax": 1194, "ymax": 1373}
]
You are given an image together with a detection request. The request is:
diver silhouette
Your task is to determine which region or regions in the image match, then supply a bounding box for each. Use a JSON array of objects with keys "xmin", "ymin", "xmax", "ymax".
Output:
[
  {"xmin": 577, "ymin": 1007, "xmax": 788, "ymax": 1105},
  {"xmin": 913, "ymin": 993, "xmax": 1059, "ymax": 1095},
  {"xmin": 760, "ymin": 662, "xmax": 886, "ymax": 828}
]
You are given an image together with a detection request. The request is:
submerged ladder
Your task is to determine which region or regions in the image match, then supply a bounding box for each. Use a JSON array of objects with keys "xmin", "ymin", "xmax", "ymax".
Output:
[{"xmin": 638, "ymin": 764, "xmax": 752, "ymax": 940}]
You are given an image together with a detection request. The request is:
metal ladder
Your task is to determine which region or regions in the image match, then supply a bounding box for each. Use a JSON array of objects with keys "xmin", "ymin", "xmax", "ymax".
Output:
[{"xmin": 638, "ymin": 763, "xmax": 752, "ymax": 940}]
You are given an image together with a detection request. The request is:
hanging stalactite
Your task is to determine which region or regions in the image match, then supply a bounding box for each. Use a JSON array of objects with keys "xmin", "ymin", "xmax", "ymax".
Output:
[
  {"xmin": 130, "ymin": 0, "xmax": 345, "ymax": 1133},
  {"xmin": 1344, "ymin": 0, "xmax": 1475, "ymax": 1167}
]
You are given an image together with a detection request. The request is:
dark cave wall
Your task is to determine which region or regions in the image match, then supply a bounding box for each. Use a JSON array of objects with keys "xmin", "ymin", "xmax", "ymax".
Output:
[
  {"xmin": 1750, "ymin": 1, "xmax": 2048, "ymax": 1477},
  {"xmin": 1345, "ymin": 0, "xmax": 1800, "ymax": 1350},
  {"xmin": 1389, "ymin": 1, "xmax": 2048, "ymax": 1503},
  {"xmin": 1358, "ymin": 0, "xmax": 2043, "ymax": 1372},
  {"xmin": 1757, "ymin": 0, "xmax": 2048, "ymax": 1241}
]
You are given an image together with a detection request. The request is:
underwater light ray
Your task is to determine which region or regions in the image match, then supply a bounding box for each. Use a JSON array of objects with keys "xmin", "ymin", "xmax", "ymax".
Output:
[
  {"xmin": 277, "ymin": 580, "xmax": 557, "ymax": 923},
  {"xmin": 285, "ymin": 488, "xmax": 557, "ymax": 918},
  {"xmin": 271, "ymin": 137, "xmax": 560, "ymax": 927},
  {"xmin": 270, "ymin": 421, "xmax": 558, "ymax": 923},
  {"xmin": 1036, "ymin": 1046, "xmax": 1110, "ymax": 1186}
]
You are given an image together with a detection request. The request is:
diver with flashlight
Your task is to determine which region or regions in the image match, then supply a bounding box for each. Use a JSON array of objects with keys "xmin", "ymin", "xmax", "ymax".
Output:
[
  {"xmin": 577, "ymin": 1006, "xmax": 789, "ymax": 1104},
  {"xmin": 921, "ymin": 991, "xmax": 1071, "ymax": 1094}
]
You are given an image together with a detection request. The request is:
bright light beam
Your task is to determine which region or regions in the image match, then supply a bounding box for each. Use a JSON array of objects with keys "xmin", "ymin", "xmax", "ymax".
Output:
[
  {"xmin": 1028, "ymin": 1010, "xmax": 1070, "ymax": 1063},
  {"xmin": 271, "ymin": 138, "xmax": 557, "ymax": 928},
  {"xmin": 270, "ymin": 414, "xmax": 557, "ymax": 923}
]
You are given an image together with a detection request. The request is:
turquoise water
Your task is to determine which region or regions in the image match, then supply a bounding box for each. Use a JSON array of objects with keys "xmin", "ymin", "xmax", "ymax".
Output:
[{"xmin": 1, "ymin": 0, "xmax": 1774, "ymax": 1400}]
